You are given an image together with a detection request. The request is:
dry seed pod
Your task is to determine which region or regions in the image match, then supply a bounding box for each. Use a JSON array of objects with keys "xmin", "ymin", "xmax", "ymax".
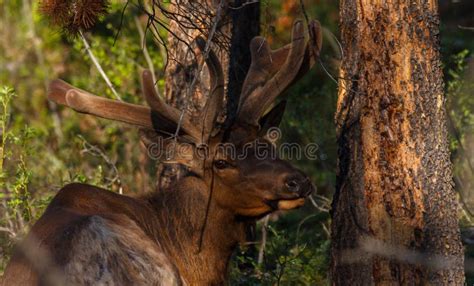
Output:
[{"xmin": 39, "ymin": 0, "xmax": 109, "ymax": 35}]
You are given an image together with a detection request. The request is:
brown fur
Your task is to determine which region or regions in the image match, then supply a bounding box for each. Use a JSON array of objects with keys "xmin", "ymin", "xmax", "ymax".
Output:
[{"xmin": 1, "ymin": 184, "xmax": 183, "ymax": 285}]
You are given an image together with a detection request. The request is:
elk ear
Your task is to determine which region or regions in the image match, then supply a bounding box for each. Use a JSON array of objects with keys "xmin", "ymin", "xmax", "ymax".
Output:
[{"xmin": 258, "ymin": 100, "xmax": 287, "ymax": 135}]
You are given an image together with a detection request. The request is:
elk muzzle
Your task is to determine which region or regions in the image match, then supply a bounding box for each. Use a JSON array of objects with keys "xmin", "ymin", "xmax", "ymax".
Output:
[{"xmin": 265, "ymin": 174, "xmax": 315, "ymax": 211}]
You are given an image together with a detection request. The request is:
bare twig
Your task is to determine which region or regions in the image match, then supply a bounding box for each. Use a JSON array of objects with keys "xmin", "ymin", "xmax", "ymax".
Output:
[
  {"xmin": 0, "ymin": 226, "xmax": 17, "ymax": 238},
  {"xmin": 79, "ymin": 30, "xmax": 121, "ymax": 101},
  {"xmin": 322, "ymin": 27, "xmax": 343, "ymax": 60},
  {"xmin": 455, "ymin": 175, "xmax": 474, "ymax": 218},
  {"xmin": 135, "ymin": 16, "xmax": 159, "ymax": 95},
  {"xmin": 135, "ymin": 0, "xmax": 231, "ymax": 71},
  {"xmin": 258, "ymin": 215, "xmax": 269, "ymax": 265},
  {"xmin": 229, "ymin": 0, "xmax": 259, "ymax": 10},
  {"xmin": 321, "ymin": 222, "xmax": 330, "ymax": 238},
  {"xmin": 459, "ymin": 25, "xmax": 474, "ymax": 31},
  {"xmin": 173, "ymin": 0, "xmax": 224, "ymax": 140},
  {"xmin": 22, "ymin": 0, "xmax": 64, "ymax": 141},
  {"xmin": 2, "ymin": 200, "xmax": 15, "ymax": 234},
  {"xmin": 298, "ymin": 0, "xmax": 310, "ymax": 23},
  {"xmin": 296, "ymin": 214, "xmax": 318, "ymax": 243},
  {"xmin": 137, "ymin": 6, "xmax": 170, "ymax": 70},
  {"xmin": 77, "ymin": 135, "xmax": 122, "ymax": 194},
  {"xmin": 299, "ymin": 1, "xmax": 355, "ymax": 91},
  {"xmin": 309, "ymin": 194, "xmax": 331, "ymax": 212},
  {"xmin": 16, "ymin": 211, "xmax": 25, "ymax": 232},
  {"xmin": 113, "ymin": 0, "xmax": 130, "ymax": 46},
  {"xmin": 447, "ymin": 112, "xmax": 474, "ymax": 216}
]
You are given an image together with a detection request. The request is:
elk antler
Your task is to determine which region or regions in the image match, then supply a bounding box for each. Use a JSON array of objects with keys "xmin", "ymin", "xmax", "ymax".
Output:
[
  {"xmin": 49, "ymin": 79, "xmax": 154, "ymax": 129},
  {"xmin": 237, "ymin": 19, "xmax": 322, "ymax": 126},
  {"xmin": 195, "ymin": 37, "xmax": 225, "ymax": 141},
  {"xmin": 48, "ymin": 36, "xmax": 224, "ymax": 144},
  {"xmin": 140, "ymin": 70, "xmax": 200, "ymax": 139}
]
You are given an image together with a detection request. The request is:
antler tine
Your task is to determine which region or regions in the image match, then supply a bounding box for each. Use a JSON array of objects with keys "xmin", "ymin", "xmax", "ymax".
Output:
[
  {"xmin": 237, "ymin": 36, "xmax": 274, "ymax": 108},
  {"xmin": 142, "ymin": 37, "xmax": 223, "ymax": 143},
  {"xmin": 49, "ymin": 80, "xmax": 155, "ymax": 129},
  {"xmin": 309, "ymin": 20, "xmax": 323, "ymax": 59},
  {"xmin": 141, "ymin": 70, "xmax": 200, "ymax": 140},
  {"xmin": 237, "ymin": 19, "xmax": 322, "ymax": 126},
  {"xmin": 292, "ymin": 20, "xmax": 322, "ymax": 82},
  {"xmin": 239, "ymin": 20, "xmax": 306, "ymax": 124},
  {"xmin": 195, "ymin": 36, "xmax": 224, "ymax": 141}
]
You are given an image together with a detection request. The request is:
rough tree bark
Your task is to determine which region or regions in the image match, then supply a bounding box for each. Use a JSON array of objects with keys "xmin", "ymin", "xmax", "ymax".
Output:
[
  {"xmin": 158, "ymin": 0, "xmax": 259, "ymax": 189},
  {"xmin": 331, "ymin": 1, "xmax": 464, "ymax": 285}
]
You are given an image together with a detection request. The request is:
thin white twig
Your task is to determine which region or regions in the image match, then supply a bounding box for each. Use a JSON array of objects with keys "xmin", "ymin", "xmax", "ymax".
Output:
[
  {"xmin": 79, "ymin": 30, "xmax": 121, "ymax": 101},
  {"xmin": 321, "ymin": 222, "xmax": 330, "ymax": 238},
  {"xmin": 229, "ymin": 0, "xmax": 259, "ymax": 10},
  {"xmin": 459, "ymin": 25, "xmax": 474, "ymax": 31},
  {"xmin": 0, "ymin": 226, "xmax": 17, "ymax": 238},
  {"xmin": 296, "ymin": 214, "xmax": 318, "ymax": 244},
  {"xmin": 2, "ymin": 198, "xmax": 15, "ymax": 232},
  {"xmin": 135, "ymin": 16, "xmax": 159, "ymax": 95},
  {"xmin": 22, "ymin": 0, "xmax": 64, "ymax": 141},
  {"xmin": 78, "ymin": 135, "xmax": 123, "ymax": 194},
  {"xmin": 258, "ymin": 215, "xmax": 270, "ymax": 265},
  {"xmin": 309, "ymin": 194, "xmax": 330, "ymax": 212}
]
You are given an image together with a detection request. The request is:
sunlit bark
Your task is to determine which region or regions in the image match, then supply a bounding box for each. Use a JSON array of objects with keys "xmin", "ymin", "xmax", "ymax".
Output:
[{"xmin": 331, "ymin": 1, "xmax": 464, "ymax": 284}]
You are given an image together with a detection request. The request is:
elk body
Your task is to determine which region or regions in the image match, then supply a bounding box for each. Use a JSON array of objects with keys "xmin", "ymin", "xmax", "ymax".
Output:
[{"xmin": 1, "ymin": 20, "xmax": 322, "ymax": 285}]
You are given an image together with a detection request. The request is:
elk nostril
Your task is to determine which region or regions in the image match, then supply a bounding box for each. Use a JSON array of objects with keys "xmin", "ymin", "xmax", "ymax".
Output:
[{"xmin": 285, "ymin": 180, "xmax": 300, "ymax": 192}]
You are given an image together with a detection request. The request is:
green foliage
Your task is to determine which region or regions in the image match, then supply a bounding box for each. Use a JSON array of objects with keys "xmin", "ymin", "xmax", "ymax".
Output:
[
  {"xmin": 230, "ymin": 226, "xmax": 330, "ymax": 285},
  {"xmin": 0, "ymin": 0, "xmax": 156, "ymax": 271},
  {"xmin": 0, "ymin": 87, "xmax": 36, "ymax": 272},
  {"xmin": 447, "ymin": 50, "xmax": 474, "ymax": 146}
]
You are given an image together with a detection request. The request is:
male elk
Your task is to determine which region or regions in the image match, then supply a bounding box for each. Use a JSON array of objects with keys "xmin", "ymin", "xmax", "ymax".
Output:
[{"xmin": 1, "ymin": 20, "xmax": 322, "ymax": 285}]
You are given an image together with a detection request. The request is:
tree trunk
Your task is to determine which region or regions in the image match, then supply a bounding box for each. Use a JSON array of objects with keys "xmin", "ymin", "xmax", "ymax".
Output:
[
  {"xmin": 158, "ymin": 1, "xmax": 259, "ymax": 189},
  {"xmin": 331, "ymin": 1, "xmax": 464, "ymax": 285}
]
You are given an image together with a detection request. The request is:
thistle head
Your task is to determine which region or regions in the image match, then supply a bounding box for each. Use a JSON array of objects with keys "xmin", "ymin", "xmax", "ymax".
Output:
[{"xmin": 39, "ymin": 0, "xmax": 109, "ymax": 35}]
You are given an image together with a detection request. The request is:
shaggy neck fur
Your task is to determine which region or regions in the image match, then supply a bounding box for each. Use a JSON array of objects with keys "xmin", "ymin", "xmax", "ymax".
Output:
[{"xmin": 141, "ymin": 176, "xmax": 248, "ymax": 285}]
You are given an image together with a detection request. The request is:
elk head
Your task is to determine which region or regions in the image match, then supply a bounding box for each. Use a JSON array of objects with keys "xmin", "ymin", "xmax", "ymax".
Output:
[{"xmin": 48, "ymin": 19, "xmax": 322, "ymax": 218}]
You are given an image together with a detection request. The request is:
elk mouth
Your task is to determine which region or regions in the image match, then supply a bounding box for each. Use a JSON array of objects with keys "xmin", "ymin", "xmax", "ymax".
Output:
[
  {"xmin": 275, "ymin": 198, "xmax": 306, "ymax": 210},
  {"xmin": 264, "ymin": 184, "xmax": 315, "ymax": 211},
  {"xmin": 264, "ymin": 197, "xmax": 306, "ymax": 211}
]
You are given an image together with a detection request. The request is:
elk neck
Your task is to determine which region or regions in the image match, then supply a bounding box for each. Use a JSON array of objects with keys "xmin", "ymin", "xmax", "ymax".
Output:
[{"xmin": 141, "ymin": 175, "xmax": 248, "ymax": 285}]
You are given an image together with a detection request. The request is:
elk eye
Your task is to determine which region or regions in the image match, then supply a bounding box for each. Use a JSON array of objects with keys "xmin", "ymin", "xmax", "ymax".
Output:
[{"xmin": 214, "ymin": 160, "xmax": 230, "ymax": 169}]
